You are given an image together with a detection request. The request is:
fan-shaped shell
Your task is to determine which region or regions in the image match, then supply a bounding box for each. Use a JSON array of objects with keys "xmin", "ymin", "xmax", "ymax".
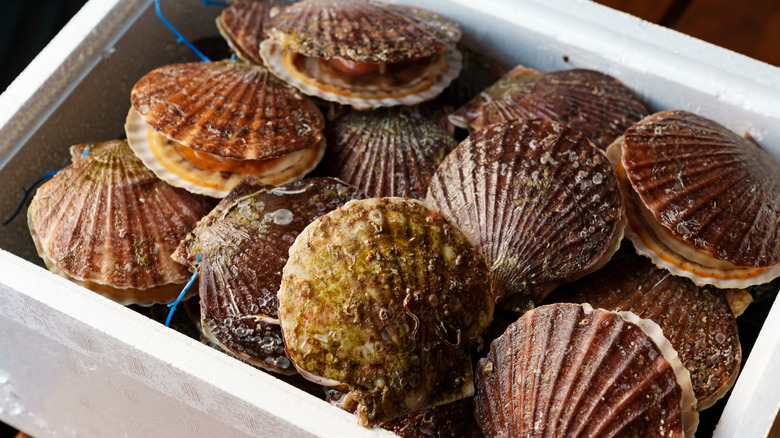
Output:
[
  {"xmin": 548, "ymin": 248, "xmax": 742, "ymax": 410},
  {"xmin": 474, "ymin": 303, "xmax": 698, "ymax": 438},
  {"xmin": 216, "ymin": 1, "xmax": 285, "ymax": 65},
  {"xmin": 265, "ymin": 0, "xmax": 461, "ymax": 64},
  {"xmin": 27, "ymin": 140, "xmax": 213, "ymax": 306},
  {"xmin": 172, "ymin": 177, "xmax": 363, "ymax": 373},
  {"xmin": 130, "ymin": 61, "xmax": 324, "ymax": 160},
  {"xmin": 279, "ymin": 197, "xmax": 494, "ymax": 426},
  {"xmin": 620, "ymin": 110, "xmax": 780, "ymax": 275},
  {"xmin": 321, "ymin": 107, "xmax": 457, "ymax": 199},
  {"xmin": 449, "ymin": 67, "xmax": 649, "ymax": 150},
  {"xmin": 426, "ymin": 120, "xmax": 625, "ymax": 312}
]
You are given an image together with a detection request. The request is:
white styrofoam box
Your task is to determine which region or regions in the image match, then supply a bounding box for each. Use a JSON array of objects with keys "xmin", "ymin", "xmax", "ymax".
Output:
[{"xmin": 0, "ymin": 0, "xmax": 778, "ymax": 436}]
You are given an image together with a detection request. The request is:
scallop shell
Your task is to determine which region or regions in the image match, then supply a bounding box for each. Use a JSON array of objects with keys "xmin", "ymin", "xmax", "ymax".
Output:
[
  {"xmin": 615, "ymin": 110, "xmax": 780, "ymax": 287},
  {"xmin": 130, "ymin": 61, "xmax": 324, "ymax": 160},
  {"xmin": 548, "ymin": 248, "xmax": 742, "ymax": 410},
  {"xmin": 321, "ymin": 107, "xmax": 457, "ymax": 199},
  {"xmin": 279, "ymin": 197, "xmax": 494, "ymax": 426},
  {"xmin": 380, "ymin": 398, "xmax": 485, "ymax": 438},
  {"xmin": 216, "ymin": 1, "xmax": 285, "ymax": 65},
  {"xmin": 264, "ymin": 0, "xmax": 461, "ymax": 63},
  {"xmin": 474, "ymin": 303, "xmax": 698, "ymax": 438},
  {"xmin": 27, "ymin": 140, "xmax": 213, "ymax": 306},
  {"xmin": 172, "ymin": 177, "xmax": 363, "ymax": 373},
  {"xmin": 426, "ymin": 120, "xmax": 625, "ymax": 312},
  {"xmin": 449, "ymin": 67, "xmax": 649, "ymax": 150}
]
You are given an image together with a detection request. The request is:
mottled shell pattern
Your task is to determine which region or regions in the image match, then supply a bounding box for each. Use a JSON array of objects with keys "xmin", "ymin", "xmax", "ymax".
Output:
[
  {"xmin": 259, "ymin": 0, "xmax": 463, "ymax": 108},
  {"xmin": 27, "ymin": 140, "xmax": 212, "ymax": 306},
  {"xmin": 612, "ymin": 110, "xmax": 780, "ymax": 288},
  {"xmin": 216, "ymin": 0, "xmax": 286, "ymax": 65},
  {"xmin": 549, "ymin": 248, "xmax": 742, "ymax": 410},
  {"xmin": 426, "ymin": 119, "xmax": 625, "ymax": 312},
  {"xmin": 321, "ymin": 107, "xmax": 457, "ymax": 199},
  {"xmin": 449, "ymin": 67, "xmax": 649, "ymax": 150},
  {"xmin": 474, "ymin": 303, "xmax": 699, "ymax": 438},
  {"xmin": 278, "ymin": 197, "xmax": 494, "ymax": 426},
  {"xmin": 173, "ymin": 177, "xmax": 364, "ymax": 373}
]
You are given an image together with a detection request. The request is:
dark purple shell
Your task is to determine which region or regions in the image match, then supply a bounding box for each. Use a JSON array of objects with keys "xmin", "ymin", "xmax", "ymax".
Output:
[
  {"xmin": 434, "ymin": 43, "xmax": 510, "ymax": 108},
  {"xmin": 426, "ymin": 120, "xmax": 624, "ymax": 312},
  {"xmin": 450, "ymin": 67, "xmax": 649, "ymax": 149},
  {"xmin": 173, "ymin": 177, "xmax": 364, "ymax": 373},
  {"xmin": 322, "ymin": 107, "xmax": 457, "ymax": 199}
]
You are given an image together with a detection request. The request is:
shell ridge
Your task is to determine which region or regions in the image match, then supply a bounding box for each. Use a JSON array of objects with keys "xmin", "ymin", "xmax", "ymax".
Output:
[
  {"xmin": 61, "ymin": 165, "xmax": 104, "ymax": 280},
  {"xmin": 527, "ymin": 304, "xmax": 555, "ymax": 435},
  {"xmin": 537, "ymin": 307, "xmax": 579, "ymax": 438}
]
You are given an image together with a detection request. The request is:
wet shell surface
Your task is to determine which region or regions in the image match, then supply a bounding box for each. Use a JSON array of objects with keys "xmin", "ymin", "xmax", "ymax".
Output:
[
  {"xmin": 321, "ymin": 107, "xmax": 457, "ymax": 199},
  {"xmin": 264, "ymin": 0, "xmax": 461, "ymax": 64},
  {"xmin": 380, "ymin": 398, "xmax": 484, "ymax": 438},
  {"xmin": 130, "ymin": 61, "xmax": 324, "ymax": 160},
  {"xmin": 614, "ymin": 110, "xmax": 780, "ymax": 287},
  {"xmin": 548, "ymin": 248, "xmax": 742, "ymax": 410},
  {"xmin": 216, "ymin": 0, "xmax": 285, "ymax": 65},
  {"xmin": 449, "ymin": 67, "xmax": 649, "ymax": 150},
  {"xmin": 278, "ymin": 197, "xmax": 494, "ymax": 426},
  {"xmin": 172, "ymin": 177, "xmax": 363, "ymax": 373},
  {"xmin": 474, "ymin": 303, "xmax": 698, "ymax": 438},
  {"xmin": 27, "ymin": 140, "xmax": 212, "ymax": 306},
  {"xmin": 426, "ymin": 119, "xmax": 625, "ymax": 312}
]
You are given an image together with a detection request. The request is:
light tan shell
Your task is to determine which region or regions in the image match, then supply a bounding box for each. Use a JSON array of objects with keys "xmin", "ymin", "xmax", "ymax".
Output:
[
  {"xmin": 27, "ymin": 140, "xmax": 212, "ymax": 306},
  {"xmin": 426, "ymin": 119, "xmax": 625, "ymax": 312},
  {"xmin": 474, "ymin": 303, "xmax": 698, "ymax": 438}
]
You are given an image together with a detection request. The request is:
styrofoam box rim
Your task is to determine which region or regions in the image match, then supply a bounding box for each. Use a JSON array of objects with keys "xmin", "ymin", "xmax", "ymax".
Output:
[{"xmin": 0, "ymin": 0, "xmax": 778, "ymax": 436}]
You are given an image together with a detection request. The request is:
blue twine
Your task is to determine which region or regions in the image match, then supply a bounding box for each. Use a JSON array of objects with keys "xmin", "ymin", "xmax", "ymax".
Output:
[
  {"xmin": 165, "ymin": 251, "xmax": 201, "ymax": 327},
  {"xmin": 155, "ymin": 0, "xmax": 211, "ymax": 62}
]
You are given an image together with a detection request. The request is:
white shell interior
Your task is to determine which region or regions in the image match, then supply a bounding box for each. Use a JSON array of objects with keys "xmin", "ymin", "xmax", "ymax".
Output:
[{"xmin": 0, "ymin": 0, "xmax": 779, "ymax": 436}]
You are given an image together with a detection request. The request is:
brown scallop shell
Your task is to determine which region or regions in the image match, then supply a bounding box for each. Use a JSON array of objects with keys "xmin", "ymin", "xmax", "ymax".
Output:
[
  {"xmin": 321, "ymin": 107, "xmax": 457, "ymax": 199},
  {"xmin": 622, "ymin": 110, "xmax": 780, "ymax": 268},
  {"xmin": 548, "ymin": 248, "xmax": 741, "ymax": 410},
  {"xmin": 380, "ymin": 398, "xmax": 484, "ymax": 438},
  {"xmin": 216, "ymin": 0, "xmax": 286, "ymax": 65},
  {"xmin": 172, "ymin": 177, "xmax": 363, "ymax": 373},
  {"xmin": 27, "ymin": 140, "xmax": 213, "ymax": 306},
  {"xmin": 265, "ymin": 0, "xmax": 461, "ymax": 63},
  {"xmin": 279, "ymin": 198, "xmax": 494, "ymax": 426},
  {"xmin": 474, "ymin": 303, "xmax": 698, "ymax": 438},
  {"xmin": 426, "ymin": 120, "xmax": 625, "ymax": 312},
  {"xmin": 449, "ymin": 67, "xmax": 649, "ymax": 149},
  {"xmin": 130, "ymin": 61, "xmax": 324, "ymax": 160}
]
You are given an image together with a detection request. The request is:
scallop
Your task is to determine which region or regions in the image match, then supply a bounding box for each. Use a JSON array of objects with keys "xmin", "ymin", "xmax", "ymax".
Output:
[
  {"xmin": 474, "ymin": 303, "xmax": 698, "ymax": 438},
  {"xmin": 172, "ymin": 177, "xmax": 363, "ymax": 373},
  {"xmin": 449, "ymin": 67, "xmax": 649, "ymax": 150},
  {"xmin": 27, "ymin": 140, "xmax": 213, "ymax": 306},
  {"xmin": 380, "ymin": 398, "xmax": 484, "ymax": 438},
  {"xmin": 426, "ymin": 119, "xmax": 625, "ymax": 312},
  {"xmin": 321, "ymin": 107, "xmax": 457, "ymax": 199},
  {"xmin": 278, "ymin": 197, "xmax": 494, "ymax": 426},
  {"xmin": 259, "ymin": 0, "xmax": 463, "ymax": 109},
  {"xmin": 216, "ymin": 0, "xmax": 285, "ymax": 65},
  {"xmin": 125, "ymin": 61, "xmax": 325, "ymax": 197},
  {"xmin": 609, "ymin": 110, "xmax": 780, "ymax": 288},
  {"xmin": 548, "ymin": 248, "xmax": 742, "ymax": 410}
]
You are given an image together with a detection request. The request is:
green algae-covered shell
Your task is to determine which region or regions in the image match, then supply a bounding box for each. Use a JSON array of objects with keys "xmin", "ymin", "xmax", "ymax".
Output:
[
  {"xmin": 279, "ymin": 197, "xmax": 494, "ymax": 426},
  {"xmin": 172, "ymin": 177, "xmax": 364, "ymax": 373}
]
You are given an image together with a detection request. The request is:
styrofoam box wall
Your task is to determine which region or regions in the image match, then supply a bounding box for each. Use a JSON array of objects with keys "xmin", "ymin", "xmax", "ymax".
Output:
[{"xmin": 0, "ymin": 0, "xmax": 778, "ymax": 436}]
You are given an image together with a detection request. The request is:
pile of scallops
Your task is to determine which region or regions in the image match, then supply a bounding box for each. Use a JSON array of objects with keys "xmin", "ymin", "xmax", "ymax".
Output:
[{"xmin": 26, "ymin": 0, "xmax": 780, "ymax": 436}]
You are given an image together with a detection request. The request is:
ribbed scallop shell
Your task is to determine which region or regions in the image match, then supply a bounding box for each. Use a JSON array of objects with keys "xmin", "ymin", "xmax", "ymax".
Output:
[
  {"xmin": 27, "ymin": 140, "xmax": 212, "ymax": 306},
  {"xmin": 622, "ymin": 110, "xmax": 780, "ymax": 268},
  {"xmin": 321, "ymin": 107, "xmax": 457, "ymax": 199},
  {"xmin": 279, "ymin": 198, "xmax": 494, "ymax": 426},
  {"xmin": 216, "ymin": 0, "xmax": 286, "ymax": 65},
  {"xmin": 548, "ymin": 248, "xmax": 741, "ymax": 410},
  {"xmin": 265, "ymin": 0, "xmax": 461, "ymax": 63},
  {"xmin": 130, "ymin": 61, "xmax": 324, "ymax": 160},
  {"xmin": 426, "ymin": 120, "xmax": 625, "ymax": 312},
  {"xmin": 474, "ymin": 303, "xmax": 698, "ymax": 438},
  {"xmin": 172, "ymin": 177, "xmax": 363, "ymax": 373},
  {"xmin": 449, "ymin": 67, "xmax": 649, "ymax": 150}
]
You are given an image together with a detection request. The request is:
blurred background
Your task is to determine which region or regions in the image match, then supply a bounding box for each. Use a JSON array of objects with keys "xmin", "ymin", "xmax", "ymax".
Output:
[{"xmin": 0, "ymin": 0, "xmax": 778, "ymax": 436}]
